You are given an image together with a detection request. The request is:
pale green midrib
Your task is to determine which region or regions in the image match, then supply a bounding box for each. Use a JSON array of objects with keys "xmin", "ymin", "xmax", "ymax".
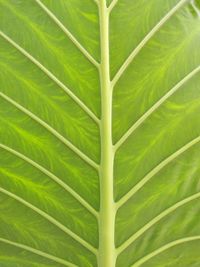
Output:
[
  {"xmin": 0, "ymin": 143, "xmax": 98, "ymax": 219},
  {"xmin": 117, "ymin": 191, "xmax": 200, "ymax": 255},
  {"xmin": 0, "ymin": 187, "xmax": 97, "ymax": 255},
  {"xmin": 117, "ymin": 135, "xmax": 200, "ymax": 209},
  {"xmin": 131, "ymin": 236, "xmax": 200, "ymax": 267},
  {"xmin": 114, "ymin": 64, "xmax": 200, "ymax": 151},
  {"xmin": 111, "ymin": 0, "xmax": 189, "ymax": 87},
  {"xmin": 34, "ymin": 0, "xmax": 100, "ymax": 69},
  {"xmin": 0, "ymin": 238, "xmax": 76, "ymax": 267},
  {"xmin": 0, "ymin": 92, "xmax": 99, "ymax": 171},
  {"xmin": 0, "ymin": 31, "xmax": 99, "ymax": 125},
  {"xmin": 98, "ymin": 0, "xmax": 116, "ymax": 267}
]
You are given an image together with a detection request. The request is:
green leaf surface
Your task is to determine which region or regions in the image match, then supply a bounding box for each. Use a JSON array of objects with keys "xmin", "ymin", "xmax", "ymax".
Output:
[{"xmin": 0, "ymin": 0, "xmax": 200, "ymax": 266}]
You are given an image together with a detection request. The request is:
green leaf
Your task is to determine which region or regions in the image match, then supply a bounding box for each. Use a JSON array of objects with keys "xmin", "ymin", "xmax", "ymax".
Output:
[{"xmin": 0, "ymin": 0, "xmax": 200, "ymax": 266}]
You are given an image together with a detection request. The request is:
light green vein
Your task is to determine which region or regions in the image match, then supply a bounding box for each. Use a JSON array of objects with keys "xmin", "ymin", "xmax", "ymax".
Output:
[
  {"xmin": 117, "ymin": 135, "xmax": 200, "ymax": 209},
  {"xmin": 34, "ymin": 0, "xmax": 99, "ymax": 68},
  {"xmin": 117, "ymin": 192, "xmax": 200, "ymax": 255},
  {"xmin": 108, "ymin": 0, "xmax": 118, "ymax": 12},
  {"xmin": 0, "ymin": 92, "xmax": 99, "ymax": 171},
  {"xmin": 0, "ymin": 187, "xmax": 97, "ymax": 256},
  {"xmin": 111, "ymin": 0, "xmax": 189, "ymax": 87},
  {"xmin": 0, "ymin": 31, "xmax": 100, "ymax": 125},
  {"xmin": 191, "ymin": 0, "xmax": 200, "ymax": 17},
  {"xmin": 0, "ymin": 144, "xmax": 98, "ymax": 219},
  {"xmin": 0, "ymin": 238, "xmax": 77, "ymax": 267},
  {"xmin": 114, "ymin": 64, "xmax": 200, "ymax": 151},
  {"xmin": 131, "ymin": 236, "xmax": 200, "ymax": 267}
]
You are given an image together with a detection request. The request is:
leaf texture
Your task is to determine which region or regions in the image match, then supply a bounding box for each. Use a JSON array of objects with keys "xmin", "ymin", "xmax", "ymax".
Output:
[{"xmin": 1, "ymin": 0, "xmax": 200, "ymax": 266}]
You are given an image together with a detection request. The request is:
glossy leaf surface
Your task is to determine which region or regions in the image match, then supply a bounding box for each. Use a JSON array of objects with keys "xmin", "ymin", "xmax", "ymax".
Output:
[{"xmin": 0, "ymin": 0, "xmax": 200, "ymax": 266}]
